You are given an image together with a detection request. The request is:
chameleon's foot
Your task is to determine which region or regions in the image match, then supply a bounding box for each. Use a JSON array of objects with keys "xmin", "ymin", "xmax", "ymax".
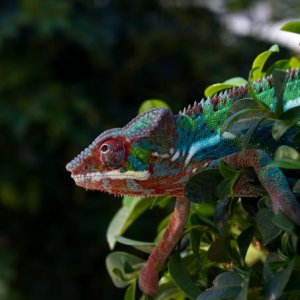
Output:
[
  {"xmin": 217, "ymin": 149, "xmax": 300, "ymax": 225},
  {"xmin": 138, "ymin": 264, "xmax": 159, "ymax": 296}
]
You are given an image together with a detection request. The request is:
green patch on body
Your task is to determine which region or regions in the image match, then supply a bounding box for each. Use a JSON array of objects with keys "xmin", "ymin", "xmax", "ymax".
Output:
[
  {"xmin": 126, "ymin": 145, "xmax": 151, "ymax": 171},
  {"xmin": 203, "ymin": 98, "xmax": 231, "ymax": 130}
]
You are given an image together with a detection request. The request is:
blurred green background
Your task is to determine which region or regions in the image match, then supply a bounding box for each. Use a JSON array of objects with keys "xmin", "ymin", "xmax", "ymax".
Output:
[{"xmin": 0, "ymin": 0, "xmax": 299, "ymax": 299}]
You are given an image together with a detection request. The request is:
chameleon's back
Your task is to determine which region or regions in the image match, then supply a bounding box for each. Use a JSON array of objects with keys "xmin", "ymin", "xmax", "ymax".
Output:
[
  {"xmin": 257, "ymin": 69, "xmax": 300, "ymax": 109},
  {"xmin": 182, "ymin": 69, "xmax": 300, "ymax": 117},
  {"xmin": 236, "ymin": 69, "xmax": 300, "ymax": 153},
  {"xmin": 176, "ymin": 69, "xmax": 300, "ymax": 160}
]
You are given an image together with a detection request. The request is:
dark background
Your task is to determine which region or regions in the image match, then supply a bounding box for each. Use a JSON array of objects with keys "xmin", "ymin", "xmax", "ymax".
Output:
[{"xmin": 0, "ymin": 1, "xmax": 299, "ymax": 299}]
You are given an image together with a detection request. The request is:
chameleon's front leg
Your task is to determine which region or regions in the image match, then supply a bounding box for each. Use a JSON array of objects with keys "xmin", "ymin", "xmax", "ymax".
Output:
[
  {"xmin": 210, "ymin": 149, "xmax": 300, "ymax": 225},
  {"xmin": 138, "ymin": 196, "xmax": 190, "ymax": 296}
]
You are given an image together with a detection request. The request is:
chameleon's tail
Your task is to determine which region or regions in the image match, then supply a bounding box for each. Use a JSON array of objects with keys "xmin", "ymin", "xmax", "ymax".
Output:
[{"xmin": 138, "ymin": 196, "xmax": 190, "ymax": 296}]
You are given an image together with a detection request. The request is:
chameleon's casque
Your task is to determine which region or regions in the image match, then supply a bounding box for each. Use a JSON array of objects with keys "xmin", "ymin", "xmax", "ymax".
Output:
[{"xmin": 66, "ymin": 69, "xmax": 300, "ymax": 296}]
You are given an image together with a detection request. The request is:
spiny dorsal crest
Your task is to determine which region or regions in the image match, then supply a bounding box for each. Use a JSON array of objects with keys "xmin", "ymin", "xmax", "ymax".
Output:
[{"xmin": 179, "ymin": 68, "xmax": 300, "ymax": 117}]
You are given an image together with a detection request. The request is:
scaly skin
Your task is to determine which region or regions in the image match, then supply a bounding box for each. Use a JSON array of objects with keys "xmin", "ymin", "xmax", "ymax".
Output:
[
  {"xmin": 66, "ymin": 69, "xmax": 300, "ymax": 296},
  {"xmin": 139, "ymin": 196, "xmax": 190, "ymax": 296}
]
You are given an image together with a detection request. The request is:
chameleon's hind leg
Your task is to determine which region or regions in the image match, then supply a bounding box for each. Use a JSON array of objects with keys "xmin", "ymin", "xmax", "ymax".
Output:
[
  {"xmin": 138, "ymin": 196, "xmax": 190, "ymax": 296},
  {"xmin": 209, "ymin": 149, "xmax": 300, "ymax": 225}
]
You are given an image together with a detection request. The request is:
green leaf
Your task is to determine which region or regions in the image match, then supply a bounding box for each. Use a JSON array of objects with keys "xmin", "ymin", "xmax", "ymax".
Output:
[
  {"xmin": 275, "ymin": 145, "xmax": 300, "ymax": 160},
  {"xmin": 236, "ymin": 273, "xmax": 250, "ymax": 300},
  {"xmin": 207, "ymin": 236, "xmax": 234, "ymax": 263},
  {"xmin": 155, "ymin": 281, "xmax": 184, "ymax": 300},
  {"xmin": 266, "ymin": 59, "xmax": 291, "ymax": 75},
  {"xmin": 105, "ymin": 252, "xmax": 144, "ymax": 288},
  {"xmin": 205, "ymin": 83, "xmax": 237, "ymax": 98},
  {"xmin": 283, "ymin": 267, "xmax": 300, "ymax": 296},
  {"xmin": 184, "ymin": 169, "xmax": 223, "ymax": 203},
  {"xmin": 204, "ymin": 77, "xmax": 247, "ymax": 97},
  {"xmin": 241, "ymin": 118, "xmax": 266, "ymax": 154},
  {"xmin": 289, "ymin": 56, "xmax": 300, "ymax": 68},
  {"xmin": 264, "ymin": 257, "xmax": 295, "ymax": 298},
  {"xmin": 156, "ymin": 213, "xmax": 172, "ymax": 235},
  {"xmin": 251, "ymin": 45, "xmax": 279, "ymax": 80},
  {"xmin": 272, "ymin": 119, "xmax": 294, "ymax": 140},
  {"xmin": 197, "ymin": 272, "xmax": 242, "ymax": 300},
  {"xmin": 138, "ymin": 99, "xmax": 170, "ymax": 114},
  {"xmin": 190, "ymin": 214, "xmax": 203, "ymax": 263},
  {"xmin": 272, "ymin": 213, "xmax": 295, "ymax": 234},
  {"xmin": 272, "ymin": 105, "xmax": 300, "ymax": 140},
  {"xmin": 248, "ymin": 75, "xmax": 271, "ymax": 111},
  {"xmin": 124, "ymin": 260, "xmax": 135, "ymax": 273},
  {"xmin": 279, "ymin": 105, "xmax": 300, "ymax": 121},
  {"xmin": 114, "ymin": 235, "xmax": 156, "ymax": 253},
  {"xmin": 190, "ymin": 229, "xmax": 202, "ymax": 263},
  {"xmin": 271, "ymin": 159, "xmax": 300, "ymax": 169},
  {"xmin": 237, "ymin": 226, "xmax": 254, "ymax": 261},
  {"xmin": 266, "ymin": 57, "xmax": 300, "ymax": 75},
  {"xmin": 192, "ymin": 203, "xmax": 215, "ymax": 217},
  {"xmin": 225, "ymin": 77, "xmax": 248, "ymax": 86},
  {"xmin": 154, "ymin": 196, "xmax": 174, "ymax": 209},
  {"xmin": 168, "ymin": 251, "xmax": 201, "ymax": 300},
  {"xmin": 124, "ymin": 279, "xmax": 137, "ymax": 300},
  {"xmin": 281, "ymin": 21, "xmax": 300, "ymax": 34},
  {"xmin": 271, "ymin": 145, "xmax": 300, "ymax": 169},
  {"xmin": 281, "ymin": 232, "xmax": 298, "ymax": 257},
  {"xmin": 214, "ymin": 197, "xmax": 232, "ymax": 228},
  {"xmin": 106, "ymin": 196, "xmax": 153, "ymax": 249},
  {"xmin": 272, "ymin": 69, "xmax": 288, "ymax": 117},
  {"xmin": 293, "ymin": 179, "xmax": 300, "ymax": 193},
  {"xmin": 218, "ymin": 161, "xmax": 241, "ymax": 197},
  {"xmin": 189, "ymin": 211, "xmax": 218, "ymax": 232},
  {"xmin": 228, "ymin": 98, "xmax": 260, "ymax": 115},
  {"xmin": 216, "ymin": 178, "xmax": 233, "ymax": 199},
  {"xmin": 219, "ymin": 160, "xmax": 238, "ymax": 178},
  {"xmin": 221, "ymin": 108, "xmax": 271, "ymax": 135},
  {"xmin": 256, "ymin": 208, "xmax": 282, "ymax": 246}
]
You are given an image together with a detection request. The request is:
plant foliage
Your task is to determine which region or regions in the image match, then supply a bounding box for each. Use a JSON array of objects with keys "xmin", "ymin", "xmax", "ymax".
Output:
[{"xmin": 106, "ymin": 21, "xmax": 300, "ymax": 299}]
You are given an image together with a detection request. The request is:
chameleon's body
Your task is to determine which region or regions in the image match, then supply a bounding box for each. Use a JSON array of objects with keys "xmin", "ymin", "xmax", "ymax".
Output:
[{"xmin": 66, "ymin": 69, "xmax": 300, "ymax": 296}]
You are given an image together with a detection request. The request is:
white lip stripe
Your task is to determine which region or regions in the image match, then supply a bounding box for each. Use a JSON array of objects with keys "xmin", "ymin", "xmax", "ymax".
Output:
[
  {"xmin": 184, "ymin": 133, "xmax": 221, "ymax": 166},
  {"xmin": 72, "ymin": 170, "xmax": 150, "ymax": 182}
]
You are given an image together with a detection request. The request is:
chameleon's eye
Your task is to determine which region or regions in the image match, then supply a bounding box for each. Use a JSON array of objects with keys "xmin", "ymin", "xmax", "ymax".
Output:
[
  {"xmin": 99, "ymin": 139, "xmax": 125, "ymax": 168},
  {"xmin": 100, "ymin": 144, "xmax": 110, "ymax": 153}
]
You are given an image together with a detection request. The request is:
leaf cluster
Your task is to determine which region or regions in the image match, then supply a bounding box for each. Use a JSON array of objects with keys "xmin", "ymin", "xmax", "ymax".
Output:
[{"xmin": 106, "ymin": 21, "xmax": 300, "ymax": 299}]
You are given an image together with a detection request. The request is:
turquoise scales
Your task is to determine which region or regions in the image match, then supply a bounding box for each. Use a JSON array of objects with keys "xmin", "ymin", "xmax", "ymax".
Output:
[{"xmin": 66, "ymin": 69, "xmax": 300, "ymax": 296}]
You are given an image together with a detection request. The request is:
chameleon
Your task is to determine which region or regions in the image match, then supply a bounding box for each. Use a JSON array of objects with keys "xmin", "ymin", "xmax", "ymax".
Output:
[{"xmin": 66, "ymin": 68, "xmax": 300, "ymax": 296}]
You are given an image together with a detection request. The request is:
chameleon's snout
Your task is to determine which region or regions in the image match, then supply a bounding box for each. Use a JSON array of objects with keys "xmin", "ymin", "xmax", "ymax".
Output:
[
  {"xmin": 66, "ymin": 146, "xmax": 92, "ymax": 173},
  {"xmin": 65, "ymin": 161, "xmax": 75, "ymax": 172}
]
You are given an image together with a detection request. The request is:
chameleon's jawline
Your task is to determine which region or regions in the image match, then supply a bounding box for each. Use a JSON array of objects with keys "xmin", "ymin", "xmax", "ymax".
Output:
[{"xmin": 71, "ymin": 170, "xmax": 151, "ymax": 181}]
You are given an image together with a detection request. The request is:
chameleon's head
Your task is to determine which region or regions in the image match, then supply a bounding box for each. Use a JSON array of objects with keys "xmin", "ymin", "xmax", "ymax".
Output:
[{"xmin": 66, "ymin": 107, "xmax": 184, "ymax": 196}]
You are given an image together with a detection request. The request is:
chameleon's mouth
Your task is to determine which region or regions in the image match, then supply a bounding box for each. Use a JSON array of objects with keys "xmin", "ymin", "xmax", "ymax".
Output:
[
  {"xmin": 71, "ymin": 170, "xmax": 151, "ymax": 182},
  {"xmin": 70, "ymin": 169, "xmax": 151, "ymax": 195}
]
